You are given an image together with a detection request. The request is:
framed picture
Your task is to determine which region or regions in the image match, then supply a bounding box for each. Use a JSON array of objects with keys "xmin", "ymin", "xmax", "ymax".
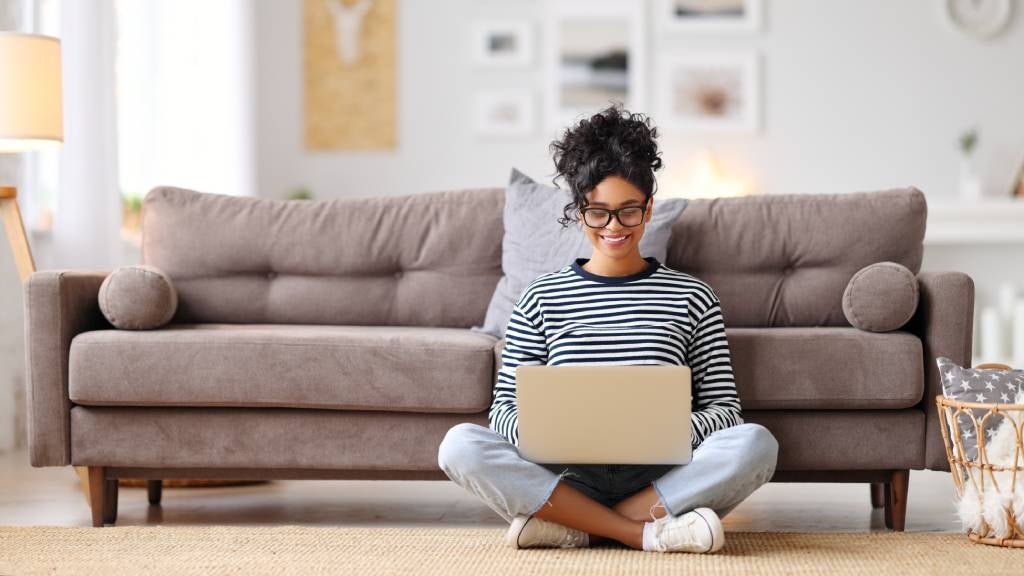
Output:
[
  {"xmin": 543, "ymin": 0, "xmax": 647, "ymax": 129},
  {"xmin": 656, "ymin": 52, "xmax": 760, "ymax": 133},
  {"xmin": 305, "ymin": 0, "xmax": 397, "ymax": 150},
  {"xmin": 473, "ymin": 91, "xmax": 535, "ymax": 137},
  {"xmin": 471, "ymin": 20, "xmax": 533, "ymax": 67},
  {"xmin": 1011, "ymin": 155, "xmax": 1024, "ymax": 198},
  {"xmin": 660, "ymin": 0, "xmax": 762, "ymax": 33}
]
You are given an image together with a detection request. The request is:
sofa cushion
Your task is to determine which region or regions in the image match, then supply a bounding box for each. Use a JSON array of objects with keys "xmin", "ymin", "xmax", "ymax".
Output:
[
  {"xmin": 141, "ymin": 186, "xmax": 505, "ymax": 328},
  {"xmin": 665, "ymin": 188, "xmax": 926, "ymax": 327},
  {"xmin": 69, "ymin": 324, "xmax": 499, "ymax": 413},
  {"xmin": 728, "ymin": 328, "xmax": 923, "ymax": 409},
  {"xmin": 489, "ymin": 327, "xmax": 923, "ymax": 410}
]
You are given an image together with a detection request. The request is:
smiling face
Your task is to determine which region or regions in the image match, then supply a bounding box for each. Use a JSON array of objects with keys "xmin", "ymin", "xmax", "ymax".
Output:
[{"xmin": 579, "ymin": 175, "xmax": 653, "ymax": 263}]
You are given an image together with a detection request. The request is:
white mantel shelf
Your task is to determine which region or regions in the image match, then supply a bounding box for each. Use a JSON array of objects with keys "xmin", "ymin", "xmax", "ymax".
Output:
[{"xmin": 924, "ymin": 198, "xmax": 1024, "ymax": 245}]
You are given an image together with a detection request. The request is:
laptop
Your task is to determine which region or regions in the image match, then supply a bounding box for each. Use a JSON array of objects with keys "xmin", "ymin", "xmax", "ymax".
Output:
[{"xmin": 515, "ymin": 365, "xmax": 692, "ymax": 465}]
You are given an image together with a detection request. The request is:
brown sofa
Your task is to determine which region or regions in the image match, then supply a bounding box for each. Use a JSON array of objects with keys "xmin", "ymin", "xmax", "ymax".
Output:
[{"xmin": 24, "ymin": 185, "xmax": 974, "ymax": 529}]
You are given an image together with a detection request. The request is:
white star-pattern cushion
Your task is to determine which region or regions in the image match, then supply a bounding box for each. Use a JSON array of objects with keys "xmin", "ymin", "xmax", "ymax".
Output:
[{"xmin": 937, "ymin": 356, "xmax": 1024, "ymax": 461}]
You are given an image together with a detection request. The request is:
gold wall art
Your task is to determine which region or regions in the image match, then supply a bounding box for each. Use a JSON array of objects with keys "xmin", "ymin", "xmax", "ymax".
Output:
[{"xmin": 304, "ymin": 0, "xmax": 396, "ymax": 150}]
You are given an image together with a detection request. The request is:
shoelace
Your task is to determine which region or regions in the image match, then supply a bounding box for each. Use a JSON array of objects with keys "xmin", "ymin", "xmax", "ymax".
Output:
[
  {"xmin": 561, "ymin": 530, "xmax": 584, "ymax": 547},
  {"xmin": 534, "ymin": 517, "xmax": 586, "ymax": 547},
  {"xmin": 559, "ymin": 524, "xmax": 586, "ymax": 547},
  {"xmin": 650, "ymin": 511, "xmax": 703, "ymax": 552}
]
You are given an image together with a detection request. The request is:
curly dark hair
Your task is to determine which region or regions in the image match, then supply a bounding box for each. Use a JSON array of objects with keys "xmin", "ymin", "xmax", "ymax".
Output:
[{"xmin": 550, "ymin": 103, "xmax": 663, "ymax": 228}]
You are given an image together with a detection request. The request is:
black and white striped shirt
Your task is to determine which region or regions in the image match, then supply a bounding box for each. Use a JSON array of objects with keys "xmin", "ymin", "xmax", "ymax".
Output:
[{"xmin": 489, "ymin": 256, "xmax": 744, "ymax": 450}]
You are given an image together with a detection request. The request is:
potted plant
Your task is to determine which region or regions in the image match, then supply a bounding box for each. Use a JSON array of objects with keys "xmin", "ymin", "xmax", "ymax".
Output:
[{"xmin": 958, "ymin": 128, "xmax": 981, "ymax": 202}]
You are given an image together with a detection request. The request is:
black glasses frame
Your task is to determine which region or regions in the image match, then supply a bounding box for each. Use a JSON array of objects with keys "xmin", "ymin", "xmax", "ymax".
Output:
[{"xmin": 579, "ymin": 200, "xmax": 649, "ymax": 229}]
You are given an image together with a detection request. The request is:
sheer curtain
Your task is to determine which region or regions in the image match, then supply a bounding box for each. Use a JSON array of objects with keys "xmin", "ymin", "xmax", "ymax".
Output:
[
  {"xmin": 116, "ymin": 0, "xmax": 255, "ymax": 202},
  {"xmin": 26, "ymin": 0, "xmax": 255, "ymax": 269},
  {"xmin": 0, "ymin": 0, "xmax": 28, "ymax": 454},
  {"xmin": 4, "ymin": 0, "xmax": 254, "ymax": 450},
  {"xmin": 48, "ymin": 0, "xmax": 122, "ymax": 270}
]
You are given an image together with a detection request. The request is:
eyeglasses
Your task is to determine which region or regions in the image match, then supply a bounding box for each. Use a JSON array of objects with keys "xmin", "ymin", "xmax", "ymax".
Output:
[{"xmin": 580, "ymin": 201, "xmax": 649, "ymax": 229}]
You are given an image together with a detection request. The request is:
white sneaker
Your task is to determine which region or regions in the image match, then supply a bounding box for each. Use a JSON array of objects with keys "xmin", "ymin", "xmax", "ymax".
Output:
[
  {"xmin": 505, "ymin": 515, "xmax": 589, "ymax": 549},
  {"xmin": 647, "ymin": 507, "xmax": 725, "ymax": 553}
]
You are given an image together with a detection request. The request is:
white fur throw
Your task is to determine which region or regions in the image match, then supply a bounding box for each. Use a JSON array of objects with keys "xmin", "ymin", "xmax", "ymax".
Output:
[{"xmin": 955, "ymin": 387, "xmax": 1024, "ymax": 539}]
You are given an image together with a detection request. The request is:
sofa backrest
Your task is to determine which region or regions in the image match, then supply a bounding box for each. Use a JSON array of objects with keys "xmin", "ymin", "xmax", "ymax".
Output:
[
  {"xmin": 141, "ymin": 186, "xmax": 505, "ymax": 327},
  {"xmin": 664, "ymin": 188, "xmax": 926, "ymax": 327},
  {"xmin": 142, "ymin": 185, "xmax": 926, "ymax": 329}
]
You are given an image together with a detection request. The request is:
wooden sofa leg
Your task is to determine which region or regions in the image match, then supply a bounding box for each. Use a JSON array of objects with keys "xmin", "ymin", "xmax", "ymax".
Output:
[
  {"xmin": 883, "ymin": 470, "xmax": 909, "ymax": 531},
  {"xmin": 103, "ymin": 478, "xmax": 119, "ymax": 525},
  {"xmin": 88, "ymin": 467, "xmax": 119, "ymax": 526},
  {"xmin": 148, "ymin": 480, "xmax": 163, "ymax": 506},
  {"xmin": 87, "ymin": 467, "xmax": 106, "ymax": 527},
  {"xmin": 870, "ymin": 483, "xmax": 884, "ymax": 509},
  {"xmin": 883, "ymin": 484, "xmax": 893, "ymax": 528}
]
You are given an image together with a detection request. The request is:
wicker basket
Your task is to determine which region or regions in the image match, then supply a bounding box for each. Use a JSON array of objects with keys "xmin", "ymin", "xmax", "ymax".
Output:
[{"xmin": 936, "ymin": 367, "xmax": 1024, "ymax": 548}]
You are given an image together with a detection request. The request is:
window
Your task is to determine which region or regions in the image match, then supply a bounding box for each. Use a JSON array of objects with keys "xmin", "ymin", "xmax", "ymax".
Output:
[
  {"xmin": 22, "ymin": 0, "xmax": 253, "ymax": 244},
  {"xmin": 114, "ymin": 0, "xmax": 254, "ymax": 207},
  {"xmin": 22, "ymin": 0, "xmax": 60, "ymax": 233}
]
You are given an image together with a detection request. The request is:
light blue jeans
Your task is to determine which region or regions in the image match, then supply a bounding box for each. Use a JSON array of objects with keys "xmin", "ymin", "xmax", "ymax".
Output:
[{"xmin": 437, "ymin": 422, "xmax": 779, "ymax": 523}]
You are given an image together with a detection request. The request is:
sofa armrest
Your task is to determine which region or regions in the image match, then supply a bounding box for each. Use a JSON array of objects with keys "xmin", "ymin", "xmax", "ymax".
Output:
[
  {"xmin": 24, "ymin": 269, "xmax": 112, "ymax": 467},
  {"xmin": 910, "ymin": 271, "xmax": 974, "ymax": 471}
]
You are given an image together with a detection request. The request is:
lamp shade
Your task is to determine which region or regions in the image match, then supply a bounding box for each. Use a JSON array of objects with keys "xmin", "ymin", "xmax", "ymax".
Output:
[{"xmin": 0, "ymin": 32, "xmax": 63, "ymax": 153}]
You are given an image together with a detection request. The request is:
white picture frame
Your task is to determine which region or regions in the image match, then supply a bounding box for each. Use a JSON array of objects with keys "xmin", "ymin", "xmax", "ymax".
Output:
[
  {"xmin": 473, "ymin": 91, "xmax": 535, "ymax": 137},
  {"xmin": 471, "ymin": 20, "xmax": 534, "ymax": 67},
  {"xmin": 543, "ymin": 0, "xmax": 647, "ymax": 130},
  {"xmin": 660, "ymin": 0, "xmax": 762, "ymax": 33},
  {"xmin": 656, "ymin": 52, "xmax": 760, "ymax": 133}
]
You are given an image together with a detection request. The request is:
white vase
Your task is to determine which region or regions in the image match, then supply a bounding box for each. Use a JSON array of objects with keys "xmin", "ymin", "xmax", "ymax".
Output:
[
  {"xmin": 981, "ymin": 306, "xmax": 1005, "ymax": 362},
  {"xmin": 1014, "ymin": 300, "xmax": 1024, "ymax": 368},
  {"xmin": 959, "ymin": 156, "xmax": 982, "ymax": 201}
]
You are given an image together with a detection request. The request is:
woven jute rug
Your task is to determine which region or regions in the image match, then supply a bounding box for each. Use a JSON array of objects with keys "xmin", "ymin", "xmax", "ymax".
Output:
[{"xmin": 0, "ymin": 526, "xmax": 1019, "ymax": 575}]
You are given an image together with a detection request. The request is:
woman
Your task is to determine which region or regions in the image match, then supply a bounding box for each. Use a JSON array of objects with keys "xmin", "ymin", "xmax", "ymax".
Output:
[{"xmin": 437, "ymin": 104, "xmax": 778, "ymax": 553}]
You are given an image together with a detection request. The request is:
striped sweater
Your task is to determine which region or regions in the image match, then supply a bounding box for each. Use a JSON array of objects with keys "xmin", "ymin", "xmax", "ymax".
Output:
[{"xmin": 489, "ymin": 255, "xmax": 744, "ymax": 450}]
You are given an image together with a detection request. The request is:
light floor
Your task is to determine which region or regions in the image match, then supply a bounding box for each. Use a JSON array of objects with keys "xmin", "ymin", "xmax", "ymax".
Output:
[{"xmin": 0, "ymin": 448, "xmax": 962, "ymax": 532}]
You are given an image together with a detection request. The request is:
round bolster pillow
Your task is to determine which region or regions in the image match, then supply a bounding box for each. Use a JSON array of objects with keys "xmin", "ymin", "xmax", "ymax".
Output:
[
  {"xmin": 842, "ymin": 262, "xmax": 919, "ymax": 332},
  {"xmin": 98, "ymin": 265, "xmax": 178, "ymax": 330}
]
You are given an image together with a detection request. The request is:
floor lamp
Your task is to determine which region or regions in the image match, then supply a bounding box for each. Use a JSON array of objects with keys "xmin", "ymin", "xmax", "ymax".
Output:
[
  {"xmin": 0, "ymin": 32, "xmax": 60, "ymax": 275},
  {"xmin": 3, "ymin": 33, "xmax": 261, "ymax": 512},
  {"xmin": 0, "ymin": 33, "xmax": 96, "ymax": 503}
]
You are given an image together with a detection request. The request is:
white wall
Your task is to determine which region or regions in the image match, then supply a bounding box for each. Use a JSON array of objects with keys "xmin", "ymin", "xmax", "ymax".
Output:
[
  {"xmin": 254, "ymin": 0, "xmax": 1024, "ymax": 201},
  {"xmin": 253, "ymin": 0, "xmax": 1024, "ymax": 360},
  {"xmin": 255, "ymin": 0, "xmax": 556, "ymax": 199},
  {"xmin": 116, "ymin": 0, "xmax": 255, "ymax": 198}
]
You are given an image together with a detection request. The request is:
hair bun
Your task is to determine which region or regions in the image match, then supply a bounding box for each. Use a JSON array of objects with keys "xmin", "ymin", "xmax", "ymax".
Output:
[{"xmin": 549, "ymin": 103, "xmax": 663, "ymax": 227}]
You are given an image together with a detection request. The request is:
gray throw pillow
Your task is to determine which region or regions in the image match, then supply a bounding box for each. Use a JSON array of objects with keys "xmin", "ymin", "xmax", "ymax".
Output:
[
  {"xmin": 936, "ymin": 356, "xmax": 1024, "ymax": 461},
  {"xmin": 472, "ymin": 168, "xmax": 688, "ymax": 339}
]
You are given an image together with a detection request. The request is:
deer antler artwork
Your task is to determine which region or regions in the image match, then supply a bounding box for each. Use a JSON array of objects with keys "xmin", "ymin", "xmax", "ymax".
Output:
[{"xmin": 324, "ymin": 0, "xmax": 374, "ymax": 65}]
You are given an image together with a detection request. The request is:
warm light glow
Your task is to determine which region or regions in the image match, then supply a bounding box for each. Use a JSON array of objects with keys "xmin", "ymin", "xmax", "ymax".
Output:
[
  {"xmin": 0, "ymin": 33, "xmax": 64, "ymax": 152},
  {"xmin": 0, "ymin": 139, "xmax": 62, "ymax": 154},
  {"xmin": 680, "ymin": 149, "xmax": 753, "ymax": 198}
]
